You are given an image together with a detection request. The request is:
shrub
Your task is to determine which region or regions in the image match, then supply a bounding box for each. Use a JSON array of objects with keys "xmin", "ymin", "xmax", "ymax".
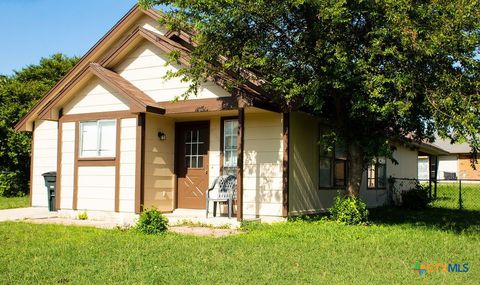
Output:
[
  {"xmin": 328, "ymin": 195, "xmax": 369, "ymax": 225},
  {"xmin": 0, "ymin": 172, "xmax": 26, "ymax": 197},
  {"xmin": 136, "ymin": 207, "xmax": 168, "ymax": 235},
  {"xmin": 78, "ymin": 211, "xmax": 88, "ymax": 220},
  {"xmin": 401, "ymin": 184, "xmax": 431, "ymax": 209}
]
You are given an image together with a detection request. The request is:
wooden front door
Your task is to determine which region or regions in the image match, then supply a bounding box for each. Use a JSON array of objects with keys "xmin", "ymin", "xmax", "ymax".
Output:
[{"xmin": 176, "ymin": 121, "xmax": 210, "ymax": 209}]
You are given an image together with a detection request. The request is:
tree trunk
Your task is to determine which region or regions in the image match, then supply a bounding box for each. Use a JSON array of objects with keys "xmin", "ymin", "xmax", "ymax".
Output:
[{"xmin": 347, "ymin": 142, "xmax": 365, "ymax": 197}]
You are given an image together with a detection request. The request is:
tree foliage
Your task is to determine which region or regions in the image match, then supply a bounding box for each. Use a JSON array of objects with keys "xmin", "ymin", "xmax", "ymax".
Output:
[
  {"xmin": 0, "ymin": 54, "xmax": 78, "ymax": 196},
  {"xmin": 140, "ymin": 0, "xmax": 480, "ymax": 195}
]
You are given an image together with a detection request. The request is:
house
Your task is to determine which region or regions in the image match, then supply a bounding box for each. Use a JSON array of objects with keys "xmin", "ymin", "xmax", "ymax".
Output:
[
  {"xmin": 17, "ymin": 5, "xmax": 429, "ymax": 222},
  {"xmin": 418, "ymin": 138, "xmax": 479, "ymax": 180}
]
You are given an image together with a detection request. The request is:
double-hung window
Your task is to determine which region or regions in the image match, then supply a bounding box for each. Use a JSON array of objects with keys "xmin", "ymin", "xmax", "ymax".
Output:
[
  {"xmin": 367, "ymin": 157, "xmax": 387, "ymax": 189},
  {"xmin": 79, "ymin": 120, "xmax": 116, "ymax": 158},
  {"xmin": 319, "ymin": 135, "xmax": 347, "ymax": 188},
  {"xmin": 222, "ymin": 119, "xmax": 238, "ymax": 175}
]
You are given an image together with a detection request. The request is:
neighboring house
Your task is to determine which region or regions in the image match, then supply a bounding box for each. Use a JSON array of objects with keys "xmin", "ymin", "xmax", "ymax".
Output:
[
  {"xmin": 418, "ymin": 138, "xmax": 479, "ymax": 180},
  {"xmin": 17, "ymin": 5, "xmax": 431, "ymax": 221}
]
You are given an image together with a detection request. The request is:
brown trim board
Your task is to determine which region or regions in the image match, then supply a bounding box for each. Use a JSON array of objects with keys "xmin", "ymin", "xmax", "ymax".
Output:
[
  {"xmin": 115, "ymin": 118, "xmax": 121, "ymax": 212},
  {"xmin": 236, "ymin": 108, "xmax": 244, "ymax": 221},
  {"xmin": 29, "ymin": 121, "xmax": 35, "ymax": 207},
  {"xmin": 160, "ymin": 97, "xmax": 238, "ymax": 115},
  {"xmin": 60, "ymin": 111, "xmax": 136, "ymax": 122},
  {"xmin": 72, "ymin": 121, "xmax": 79, "ymax": 210},
  {"xmin": 77, "ymin": 160, "xmax": 116, "ymax": 167},
  {"xmin": 135, "ymin": 113, "xmax": 146, "ymax": 213},
  {"xmin": 282, "ymin": 113, "xmax": 290, "ymax": 217},
  {"xmin": 55, "ymin": 122, "xmax": 63, "ymax": 210}
]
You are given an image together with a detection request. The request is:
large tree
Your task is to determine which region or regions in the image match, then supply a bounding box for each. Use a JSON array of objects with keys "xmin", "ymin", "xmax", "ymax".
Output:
[
  {"xmin": 0, "ymin": 54, "xmax": 78, "ymax": 196},
  {"xmin": 140, "ymin": 0, "xmax": 480, "ymax": 195}
]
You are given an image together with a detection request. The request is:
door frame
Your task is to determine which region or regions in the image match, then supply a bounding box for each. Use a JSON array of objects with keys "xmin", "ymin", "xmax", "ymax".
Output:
[{"xmin": 174, "ymin": 120, "xmax": 210, "ymax": 209}]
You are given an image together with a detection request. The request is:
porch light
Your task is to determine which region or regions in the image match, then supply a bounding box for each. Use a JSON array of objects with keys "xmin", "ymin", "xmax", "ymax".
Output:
[{"xmin": 158, "ymin": 131, "xmax": 167, "ymax": 141}]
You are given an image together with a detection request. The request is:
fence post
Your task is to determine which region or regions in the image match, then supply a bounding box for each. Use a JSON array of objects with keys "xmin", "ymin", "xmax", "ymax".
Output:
[
  {"xmin": 459, "ymin": 179, "xmax": 463, "ymax": 210},
  {"xmin": 428, "ymin": 179, "xmax": 432, "ymax": 199}
]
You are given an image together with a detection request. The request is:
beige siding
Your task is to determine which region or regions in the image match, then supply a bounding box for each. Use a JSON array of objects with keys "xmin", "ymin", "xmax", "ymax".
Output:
[
  {"xmin": 359, "ymin": 144, "xmax": 419, "ymax": 206},
  {"xmin": 143, "ymin": 114, "xmax": 175, "ymax": 211},
  {"xmin": 60, "ymin": 122, "xmax": 75, "ymax": 209},
  {"xmin": 77, "ymin": 166, "xmax": 116, "ymax": 211},
  {"xmin": 288, "ymin": 112, "xmax": 326, "ymax": 214},
  {"xmin": 289, "ymin": 112, "xmax": 420, "ymax": 214},
  {"xmin": 119, "ymin": 118, "xmax": 137, "ymax": 213},
  {"xmin": 114, "ymin": 42, "xmax": 231, "ymax": 102},
  {"xmin": 243, "ymin": 110, "xmax": 283, "ymax": 218},
  {"xmin": 63, "ymin": 78, "xmax": 130, "ymax": 115},
  {"xmin": 31, "ymin": 120, "xmax": 58, "ymax": 207}
]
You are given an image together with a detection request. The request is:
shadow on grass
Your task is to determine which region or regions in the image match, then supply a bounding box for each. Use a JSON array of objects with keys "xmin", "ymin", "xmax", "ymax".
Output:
[{"xmin": 369, "ymin": 206, "xmax": 480, "ymax": 234}]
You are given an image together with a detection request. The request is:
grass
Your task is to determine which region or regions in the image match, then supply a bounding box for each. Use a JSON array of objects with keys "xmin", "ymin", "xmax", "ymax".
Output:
[
  {"xmin": 431, "ymin": 182, "xmax": 480, "ymax": 211},
  {"xmin": 0, "ymin": 196, "xmax": 29, "ymax": 210},
  {"xmin": 1, "ymin": 207, "xmax": 479, "ymax": 284}
]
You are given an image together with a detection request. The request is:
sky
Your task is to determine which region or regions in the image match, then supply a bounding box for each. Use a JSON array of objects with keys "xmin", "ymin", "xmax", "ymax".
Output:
[{"xmin": 0, "ymin": 0, "xmax": 140, "ymax": 75}]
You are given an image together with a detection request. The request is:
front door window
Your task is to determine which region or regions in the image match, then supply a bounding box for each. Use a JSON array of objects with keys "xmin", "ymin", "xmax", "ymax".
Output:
[{"xmin": 185, "ymin": 129, "xmax": 206, "ymax": 168}]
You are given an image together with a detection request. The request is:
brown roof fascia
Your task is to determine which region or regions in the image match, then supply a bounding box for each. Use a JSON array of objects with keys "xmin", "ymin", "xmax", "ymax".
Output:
[
  {"xmin": 15, "ymin": 4, "xmax": 160, "ymax": 131},
  {"xmin": 37, "ymin": 65, "xmax": 91, "ymax": 120},
  {"xmin": 99, "ymin": 25, "xmax": 276, "ymax": 114},
  {"xmin": 159, "ymin": 97, "xmax": 238, "ymax": 114},
  {"xmin": 37, "ymin": 63, "xmax": 165, "ymax": 119}
]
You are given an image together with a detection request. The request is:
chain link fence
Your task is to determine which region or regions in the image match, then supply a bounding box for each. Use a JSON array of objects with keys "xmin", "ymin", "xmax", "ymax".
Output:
[{"xmin": 389, "ymin": 177, "xmax": 480, "ymax": 211}]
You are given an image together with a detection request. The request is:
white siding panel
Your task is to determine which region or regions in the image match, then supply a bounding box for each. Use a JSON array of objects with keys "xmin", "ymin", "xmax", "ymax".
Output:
[
  {"xmin": 242, "ymin": 111, "xmax": 284, "ymax": 217},
  {"xmin": 31, "ymin": 120, "xmax": 58, "ymax": 207},
  {"xmin": 63, "ymin": 78, "xmax": 129, "ymax": 115},
  {"xmin": 208, "ymin": 118, "xmax": 221, "ymax": 188},
  {"xmin": 437, "ymin": 155, "xmax": 458, "ymax": 180},
  {"xmin": 120, "ymin": 163, "xmax": 136, "ymax": 176},
  {"xmin": 118, "ymin": 118, "xmax": 137, "ymax": 213},
  {"xmin": 244, "ymin": 202, "xmax": 283, "ymax": 217},
  {"xmin": 77, "ymin": 166, "xmax": 115, "ymax": 211},
  {"xmin": 139, "ymin": 15, "xmax": 167, "ymax": 35},
  {"xmin": 115, "ymin": 42, "xmax": 230, "ymax": 102},
  {"xmin": 60, "ymin": 122, "xmax": 75, "ymax": 209}
]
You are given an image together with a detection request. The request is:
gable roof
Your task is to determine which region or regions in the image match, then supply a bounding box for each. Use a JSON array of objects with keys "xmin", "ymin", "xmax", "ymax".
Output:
[
  {"xmin": 16, "ymin": 4, "xmax": 279, "ymax": 132},
  {"xmin": 37, "ymin": 63, "xmax": 164, "ymax": 120},
  {"xmin": 429, "ymin": 138, "xmax": 472, "ymax": 154},
  {"xmin": 16, "ymin": 4, "xmax": 162, "ymax": 131}
]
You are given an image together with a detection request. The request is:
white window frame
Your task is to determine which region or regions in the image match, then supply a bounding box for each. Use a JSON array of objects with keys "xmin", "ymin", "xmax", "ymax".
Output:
[
  {"xmin": 367, "ymin": 157, "xmax": 387, "ymax": 189},
  {"xmin": 222, "ymin": 119, "xmax": 238, "ymax": 175},
  {"xmin": 79, "ymin": 119, "xmax": 116, "ymax": 158}
]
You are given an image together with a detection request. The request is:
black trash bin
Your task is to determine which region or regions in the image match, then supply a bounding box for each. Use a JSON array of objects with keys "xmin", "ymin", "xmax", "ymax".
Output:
[{"xmin": 42, "ymin": 171, "xmax": 57, "ymax": 211}]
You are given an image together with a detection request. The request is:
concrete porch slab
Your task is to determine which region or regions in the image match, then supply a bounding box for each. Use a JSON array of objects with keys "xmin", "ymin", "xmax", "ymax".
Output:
[{"xmin": 165, "ymin": 208, "xmax": 241, "ymax": 228}]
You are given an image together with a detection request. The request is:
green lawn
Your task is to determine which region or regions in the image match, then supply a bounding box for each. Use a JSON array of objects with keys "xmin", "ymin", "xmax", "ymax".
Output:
[
  {"xmin": 1, "ymin": 207, "xmax": 479, "ymax": 284},
  {"xmin": 0, "ymin": 196, "xmax": 29, "ymax": 210},
  {"xmin": 431, "ymin": 182, "xmax": 480, "ymax": 211}
]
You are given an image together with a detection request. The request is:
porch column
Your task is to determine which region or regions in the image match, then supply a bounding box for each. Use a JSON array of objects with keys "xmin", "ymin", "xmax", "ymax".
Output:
[
  {"xmin": 236, "ymin": 108, "xmax": 244, "ymax": 221},
  {"xmin": 135, "ymin": 113, "xmax": 146, "ymax": 214},
  {"xmin": 282, "ymin": 113, "xmax": 289, "ymax": 217}
]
